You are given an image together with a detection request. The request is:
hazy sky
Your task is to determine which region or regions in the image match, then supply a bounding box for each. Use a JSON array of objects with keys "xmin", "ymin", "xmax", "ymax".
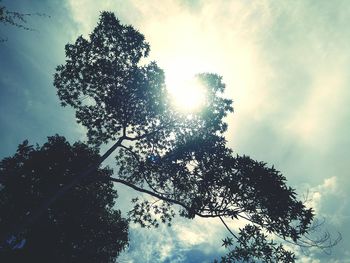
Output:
[{"xmin": 1, "ymin": 0, "xmax": 349, "ymax": 262}]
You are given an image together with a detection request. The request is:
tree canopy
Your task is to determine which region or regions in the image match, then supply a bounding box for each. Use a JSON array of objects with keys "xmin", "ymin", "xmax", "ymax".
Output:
[
  {"xmin": 53, "ymin": 11, "xmax": 339, "ymax": 262},
  {"xmin": 0, "ymin": 11, "xmax": 338, "ymax": 262},
  {"xmin": 0, "ymin": 135, "xmax": 128, "ymax": 263}
]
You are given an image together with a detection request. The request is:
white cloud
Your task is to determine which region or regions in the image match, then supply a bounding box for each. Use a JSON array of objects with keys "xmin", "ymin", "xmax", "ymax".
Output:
[
  {"xmin": 282, "ymin": 64, "xmax": 347, "ymax": 150},
  {"xmin": 306, "ymin": 176, "xmax": 340, "ymax": 213},
  {"xmin": 173, "ymin": 217, "xmax": 225, "ymax": 248},
  {"xmin": 65, "ymin": 0, "xmax": 113, "ymax": 36}
]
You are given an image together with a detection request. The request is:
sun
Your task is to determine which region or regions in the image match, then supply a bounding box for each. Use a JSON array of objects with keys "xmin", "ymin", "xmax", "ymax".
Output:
[{"xmin": 166, "ymin": 75, "xmax": 207, "ymax": 113}]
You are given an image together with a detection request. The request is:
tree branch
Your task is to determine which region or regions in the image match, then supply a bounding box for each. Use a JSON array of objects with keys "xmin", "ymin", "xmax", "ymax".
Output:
[
  {"xmin": 124, "ymin": 122, "xmax": 177, "ymax": 141},
  {"xmin": 119, "ymin": 144, "xmax": 172, "ymax": 197},
  {"xmin": 219, "ymin": 216, "xmax": 239, "ymax": 240},
  {"xmin": 105, "ymin": 176, "xmax": 230, "ymax": 218}
]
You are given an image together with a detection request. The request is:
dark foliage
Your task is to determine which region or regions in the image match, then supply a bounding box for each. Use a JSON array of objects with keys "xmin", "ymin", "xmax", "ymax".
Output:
[
  {"xmin": 218, "ymin": 225, "xmax": 296, "ymax": 263},
  {"xmin": 53, "ymin": 11, "xmax": 338, "ymax": 262},
  {"xmin": 54, "ymin": 12, "xmax": 232, "ymax": 148},
  {"xmin": 0, "ymin": 3, "xmax": 31, "ymax": 31},
  {"xmin": 0, "ymin": 1, "xmax": 48, "ymax": 42},
  {"xmin": 0, "ymin": 135, "xmax": 128, "ymax": 263}
]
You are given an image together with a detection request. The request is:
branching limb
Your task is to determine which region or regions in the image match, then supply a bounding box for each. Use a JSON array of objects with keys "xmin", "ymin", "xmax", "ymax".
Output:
[
  {"xmin": 124, "ymin": 124, "xmax": 172, "ymax": 141},
  {"xmin": 219, "ymin": 216, "xmax": 238, "ymax": 240},
  {"xmin": 119, "ymin": 144, "xmax": 172, "ymax": 196},
  {"xmin": 105, "ymin": 176, "xmax": 231, "ymax": 218}
]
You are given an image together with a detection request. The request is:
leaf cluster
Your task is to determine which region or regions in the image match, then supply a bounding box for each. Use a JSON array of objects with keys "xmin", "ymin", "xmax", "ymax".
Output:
[
  {"xmin": 0, "ymin": 135, "xmax": 128, "ymax": 262},
  {"xmin": 218, "ymin": 225, "xmax": 296, "ymax": 263}
]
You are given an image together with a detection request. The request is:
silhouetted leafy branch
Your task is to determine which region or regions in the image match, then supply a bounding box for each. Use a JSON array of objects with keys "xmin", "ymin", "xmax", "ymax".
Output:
[{"xmin": 0, "ymin": 1, "xmax": 50, "ymax": 42}]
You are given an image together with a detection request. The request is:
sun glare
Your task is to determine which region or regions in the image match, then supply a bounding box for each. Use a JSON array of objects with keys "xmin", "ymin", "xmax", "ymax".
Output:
[{"xmin": 166, "ymin": 75, "xmax": 207, "ymax": 113}]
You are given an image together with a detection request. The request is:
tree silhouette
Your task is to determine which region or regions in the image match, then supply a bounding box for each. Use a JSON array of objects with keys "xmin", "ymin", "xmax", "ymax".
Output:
[
  {"xmin": 53, "ymin": 12, "xmax": 339, "ymax": 261},
  {"xmin": 0, "ymin": 135, "xmax": 128, "ymax": 262},
  {"xmin": 1, "ymin": 11, "xmax": 339, "ymax": 262},
  {"xmin": 0, "ymin": 1, "xmax": 48, "ymax": 42}
]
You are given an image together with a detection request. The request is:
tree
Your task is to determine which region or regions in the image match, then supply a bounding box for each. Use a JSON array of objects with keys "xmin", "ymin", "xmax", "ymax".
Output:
[
  {"xmin": 2, "ymin": 11, "xmax": 338, "ymax": 262},
  {"xmin": 0, "ymin": 135, "xmax": 128, "ymax": 263},
  {"xmin": 0, "ymin": 1, "xmax": 49, "ymax": 42},
  {"xmin": 0, "ymin": 2, "xmax": 31, "ymax": 30},
  {"xmin": 53, "ymin": 12, "xmax": 339, "ymax": 261}
]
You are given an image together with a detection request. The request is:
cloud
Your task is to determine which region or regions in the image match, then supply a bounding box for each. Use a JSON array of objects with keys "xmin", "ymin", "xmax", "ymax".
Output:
[
  {"xmin": 173, "ymin": 217, "xmax": 225, "ymax": 248},
  {"xmin": 306, "ymin": 176, "xmax": 339, "ymax": 213},
  {"xmin": 118, "ymin": 223, "xmax": 197, "ymax": 263}
]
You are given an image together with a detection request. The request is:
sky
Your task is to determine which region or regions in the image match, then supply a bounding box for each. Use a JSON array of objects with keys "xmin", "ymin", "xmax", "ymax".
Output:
[{"xmin": 0, "ymin": 0, "xmax": 349, "ymax": 262}]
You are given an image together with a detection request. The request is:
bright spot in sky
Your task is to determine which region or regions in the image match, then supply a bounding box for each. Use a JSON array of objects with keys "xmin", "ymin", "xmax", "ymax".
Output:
[{"xmin": 166, "ymin": 75, "xmax": 207, "ymax": 112}]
